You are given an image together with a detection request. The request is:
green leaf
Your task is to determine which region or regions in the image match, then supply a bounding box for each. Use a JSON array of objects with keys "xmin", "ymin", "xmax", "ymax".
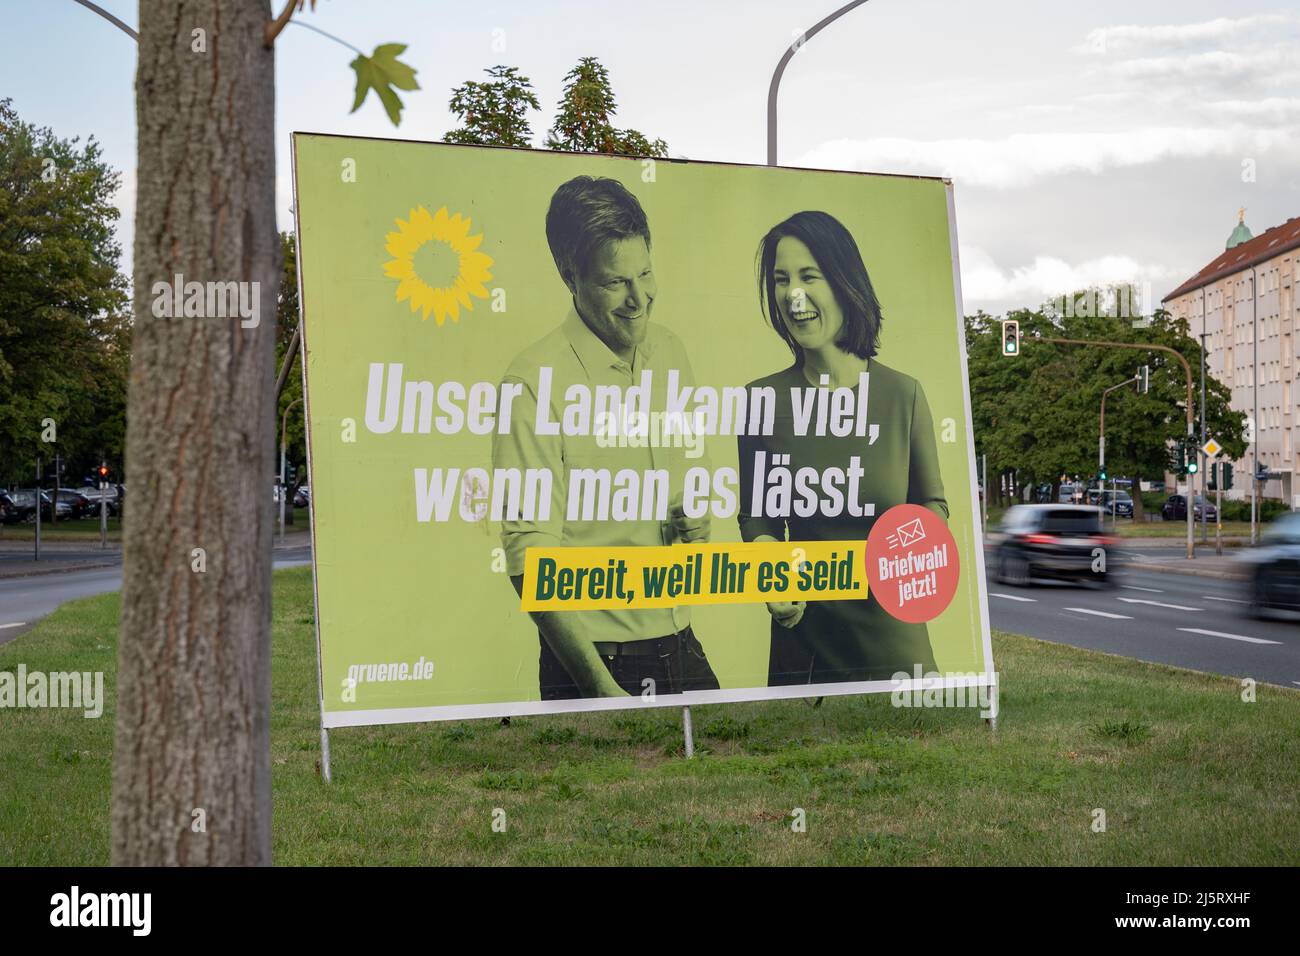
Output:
[{"xmin": 349, "ymin": 43, "xmax": 420, "ymax": 126}]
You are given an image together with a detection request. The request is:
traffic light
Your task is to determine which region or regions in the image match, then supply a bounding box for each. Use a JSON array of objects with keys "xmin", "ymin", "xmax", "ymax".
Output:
[
  {"xmin": 1186, "ymin": 453, "xmax": 1198, "ymax": 476},
  {"xmin": 1098, "ymin": 468, "xmax": 1108, "ymax": 482},
  {"xmin": 97, "ymin": 464, "xmax": 109, "ymax": 481},
  {"xmin": 1138, "ymin": 365, "xmax": 1150, "ymax": 393},
  {"xmin": 1223, "ymin": 462, "xmax": 1234, "ymax": 489},
  {"xmin": 1000, "ymin": 319, "xmax": 1019, "ymax": 356}
]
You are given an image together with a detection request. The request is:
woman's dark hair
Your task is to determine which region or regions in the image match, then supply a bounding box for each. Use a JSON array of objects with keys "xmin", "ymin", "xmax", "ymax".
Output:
[{"xmin": 756, "ymin": 210, "xmax": 883, "ymax": 363}]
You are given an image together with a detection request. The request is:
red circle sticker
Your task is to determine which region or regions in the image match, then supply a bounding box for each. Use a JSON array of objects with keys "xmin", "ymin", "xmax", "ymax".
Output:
[{"xmin": 865, "ymin": 504, "xmax": 960, "ymax": 623}]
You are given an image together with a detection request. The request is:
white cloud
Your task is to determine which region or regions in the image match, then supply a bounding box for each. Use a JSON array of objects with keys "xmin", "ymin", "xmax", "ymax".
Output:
[
  {"xmin": 797, "ymin": 127, "xmax": 1296, "ymax": 189},
  {"xmin": 959, "ymin": 245, "xmax": 1182, "ymax": 310},
  {"xmin": 1076, "ymin": 14, "xmax": 1293, "ymax": 56},
  {"xmin": 1109, "ymin": 47, "xmax": 1292, "ymax": 84},
  {"xmin": 1203, "ymin": 97, "xmax": 1300, "ymax": 123}
]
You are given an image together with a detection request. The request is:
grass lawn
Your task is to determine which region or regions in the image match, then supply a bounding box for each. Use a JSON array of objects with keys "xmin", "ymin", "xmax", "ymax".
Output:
[{"xmin": 2, "ymin": 567, "xmax": 1298, "ymax": 865}]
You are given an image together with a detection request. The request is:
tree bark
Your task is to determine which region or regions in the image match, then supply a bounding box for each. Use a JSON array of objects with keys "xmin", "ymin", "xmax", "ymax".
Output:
[{"xmin": 113, "ymin": 0, "xmax": 278, "ymax": 866}]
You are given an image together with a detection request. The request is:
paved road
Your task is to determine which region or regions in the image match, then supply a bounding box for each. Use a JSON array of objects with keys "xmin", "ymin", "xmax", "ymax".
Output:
[
  {"xmin": 0, "ymin": 547, "xmax": 311, "ymax": 645},
  {"xmin": 985, "ymin": 561, "xmax": 1300, "ymax": 689}
]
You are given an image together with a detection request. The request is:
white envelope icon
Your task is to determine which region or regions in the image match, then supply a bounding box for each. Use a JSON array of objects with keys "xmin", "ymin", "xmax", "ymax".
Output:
[{"xmin": 887, "ymin": 517, "xmax": 927, "ymax": 549}]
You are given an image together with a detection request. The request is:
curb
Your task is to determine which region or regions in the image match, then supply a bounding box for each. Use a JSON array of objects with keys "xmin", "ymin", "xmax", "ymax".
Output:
[{"xmin": 0, "ymin": 561, "xmax": 121, "ymax": 580}]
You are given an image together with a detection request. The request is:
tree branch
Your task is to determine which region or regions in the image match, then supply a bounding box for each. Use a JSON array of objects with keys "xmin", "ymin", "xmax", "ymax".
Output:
[{"xmin": 264, "ymin": 0, "xmax": 299, "ymax": 49}]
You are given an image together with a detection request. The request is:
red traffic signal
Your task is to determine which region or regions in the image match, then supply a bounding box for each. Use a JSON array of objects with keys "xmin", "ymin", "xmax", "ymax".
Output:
[{"xmin": 97, "ymin": 465, "xmax": 109, "ymax": 479}]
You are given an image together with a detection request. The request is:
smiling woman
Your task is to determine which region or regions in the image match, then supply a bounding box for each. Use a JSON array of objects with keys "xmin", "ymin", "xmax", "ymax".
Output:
[{"xmin": 739, "ymin": 209, "xmax": 950, "ymax": 686}]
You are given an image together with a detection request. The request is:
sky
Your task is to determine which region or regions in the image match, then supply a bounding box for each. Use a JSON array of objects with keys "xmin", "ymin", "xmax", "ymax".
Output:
[{"xmin": 4, "ymin": 0, "xmax": 1298, "ymax": 316}]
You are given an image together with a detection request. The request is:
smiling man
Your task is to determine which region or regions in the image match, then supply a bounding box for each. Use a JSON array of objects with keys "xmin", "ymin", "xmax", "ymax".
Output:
[{"xmin": 491, "ymin": 175, "xmax": 720, "ymax": 700}]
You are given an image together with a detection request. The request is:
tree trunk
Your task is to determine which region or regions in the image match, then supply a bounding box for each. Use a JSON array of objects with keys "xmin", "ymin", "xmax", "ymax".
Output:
[
  {"xmin": 1131, "ymin": 473, "xmax": 1144, "ymax": 523},
  {"xmin": 113, "ymin": 0, "xmax": 278, "ymax": 866}
]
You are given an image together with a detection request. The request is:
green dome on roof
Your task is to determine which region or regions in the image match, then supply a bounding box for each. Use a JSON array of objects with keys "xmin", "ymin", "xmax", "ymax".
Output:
[{"xmin": 1226, "ymin": 208, "xmax": 1253, "ymax": 249}]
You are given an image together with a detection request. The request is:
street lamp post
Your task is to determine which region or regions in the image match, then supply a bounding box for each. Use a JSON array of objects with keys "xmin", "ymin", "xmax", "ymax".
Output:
[
  {"xmin": 767, "ymin": 0, "xmax": 871, "ymax": 166},
  {"xmin": 1100, "ymin": 374, "xmax": 1139, "ymax": 530},
  {"xmin": 1038, "ymin": 335, "xmax": 1196, "ymax": 559}
]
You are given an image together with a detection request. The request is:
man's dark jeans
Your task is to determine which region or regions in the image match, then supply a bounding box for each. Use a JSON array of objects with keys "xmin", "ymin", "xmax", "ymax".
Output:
[{"xmin": 539, "ymin": 626, "xmax": 720, "ymax": 700}]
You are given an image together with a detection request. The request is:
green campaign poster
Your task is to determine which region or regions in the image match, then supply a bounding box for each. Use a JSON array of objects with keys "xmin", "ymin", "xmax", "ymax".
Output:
[{"xmin": 292, "ymin": 133, "xmax": 995, "ymax": 727}]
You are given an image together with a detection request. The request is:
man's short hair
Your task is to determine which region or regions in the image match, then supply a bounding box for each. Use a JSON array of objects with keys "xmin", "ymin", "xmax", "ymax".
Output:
[{"xmin": 545, "ymin": 176, "xmax": 651, "ymax": 285}]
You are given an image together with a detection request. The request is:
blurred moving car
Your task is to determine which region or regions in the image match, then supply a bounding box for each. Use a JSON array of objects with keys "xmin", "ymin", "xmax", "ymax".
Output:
[
  {"xmin": 1161, "ymin": 494, "xmax": 1217, "ymax": 521},
  {"xmin": 1239, "ymin": 512, "xmax": 1300, "ymax": 617},
  {"xmin": 993, "ymin": 505, "xmax": 1116, "ymax": 587}
]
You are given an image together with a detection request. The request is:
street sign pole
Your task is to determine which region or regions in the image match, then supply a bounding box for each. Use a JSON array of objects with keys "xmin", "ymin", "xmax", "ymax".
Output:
[
  {"xmin": 1215, "ymin": 463, "xmax": 1223, "ymax": 557},
  {"xmin": 34, "ymin": 457, "xmax": 41, "ymax": 562},
  {"xmin": 100, "ymin": 472, "xmax": 108, "ymax": 550}
]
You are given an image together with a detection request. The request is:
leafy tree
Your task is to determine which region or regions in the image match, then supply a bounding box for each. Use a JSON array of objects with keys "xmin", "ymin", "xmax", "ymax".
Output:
[
  {"xmin": 0, "ymin": 99, "xmax": 130, "ymax": 489},
  {"xmin": 444, "ymin": 65, "xmax": 541, "ymax": 147},
  {"xmin": 545, "ymin": 57, "xmax": 668, "ymax": 156},
  {"xmin": 966, "ymin": 287, "xmax": 1246, "ymax": 515}
]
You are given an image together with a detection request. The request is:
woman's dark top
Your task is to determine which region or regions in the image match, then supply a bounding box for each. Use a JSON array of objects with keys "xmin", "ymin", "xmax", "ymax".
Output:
[{"xmin": 737, "ymin": 359, "xmax": 948, "ymax": 685}]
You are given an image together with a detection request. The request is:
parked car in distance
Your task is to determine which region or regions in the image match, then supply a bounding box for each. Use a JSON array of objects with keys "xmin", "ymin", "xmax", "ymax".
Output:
[
  {"xmin": 79, "ymin": 483, "xmax": 122, "ymax": 517},
  {"xmin": 1161, "ymin": 494, "xmax": 1217, "ymax": 522},
  {"xmin": 1238, "ymin": 512, "xmax": 1300, "ymax": 617},
  {"xmin": 1058, "ymin": 483, "xmax": 1085, "ymax": 504},
  {"xmin": 1087, "ymin": 489, "xmax": 1134, "ymax": 517},
  {"xmin": 292, "ymin": 485, "xmax": 310, "ymax": 509},
  {"xmin": 1, "ymin": 490, "xmax": 42, "ymax": 523},
  {"xmin": 52, "ymin": 487, "xmax": 94, "ymax": 519},
  {"xmin": 992, "ymin": 505, "xmax": 1116, "ymax": 587}
]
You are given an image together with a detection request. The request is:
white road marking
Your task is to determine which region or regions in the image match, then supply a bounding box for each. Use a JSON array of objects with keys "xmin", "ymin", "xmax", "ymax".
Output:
[
  {"xmin": 0, "ymin": 622, "xmax": 28, "ymax": 630},
  {"xmin": 1117, "ymin": 597, "xmax": 1203, "ymax": 611},
  {"xmin": 1177, "ymin": 627, "xmax": 1281, "ymax": 646},
  {"xmin": 1205, "ymin": 596, "xmax": 1248, "ymax": 605},
  {"xmin": 1065, "ymin": 607, "xmax": 1133, "ymax": 620},
  {"xmin": 1121, "ymin": 585, "xmax": 1164, "ymax": 593},
  {"xmin": 990, "ymin": 593, "xmax": 1037, "ymax": 602}
]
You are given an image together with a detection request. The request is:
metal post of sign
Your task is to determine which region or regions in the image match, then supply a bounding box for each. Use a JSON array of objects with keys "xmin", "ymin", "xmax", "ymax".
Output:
[
  {"xmin": 983, "ymin": 672, "xmax": 999, "ymax": 732},
  {"xmin": 1215, "ymin": 463, "xmax": 1223, "ymax": 557},
  {"xmin": 320, "ymin": 724, "xmax": 332, "ymax": 783},
  {"xmin": 34, "ymin": 457, "xmax": 41, "ymax": 562},
  {"xmin": 981, "ymin": 453, "xmax": 988, "ymax": 537},
  {"xmin": 1199, "ymin": 333, "xmax": 1209, "ymax": 543},
  {"xmin": 682, "ymin": 706, "xmax": 695, "ymax": 758}
]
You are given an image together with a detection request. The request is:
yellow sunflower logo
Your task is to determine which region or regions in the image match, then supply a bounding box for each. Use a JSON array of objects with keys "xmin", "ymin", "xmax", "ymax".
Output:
[{"xmin": 382, "ymin": 205, "xmax": 494, "ymax": 325}]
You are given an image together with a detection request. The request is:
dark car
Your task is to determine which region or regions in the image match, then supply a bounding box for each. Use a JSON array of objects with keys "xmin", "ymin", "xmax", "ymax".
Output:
[
  {"xmin": 2, "ymin": 490, "xmax": 41, "ymax": 523},
  {"xmin": 40, "ymin": 491, "xmax": 80, "ymax": 521},
  {"xmin": 1161, "ymin": 494, "xmax": 1217, "ymax": 522},
  {"xmin": 53, "ymin": 487, "xmax": 93, "ymax": 519},
  {"xmin": 1088, "ymin": 489, "xmax": 1134, "ymax": 518},
  {"xmin": 79, "ymin": 483, "xmax": 122, "ymax": 517},
  {"xmin": 1240, "ymin": 513, "xmax": 1300, "ymax": 617},
  {"xmin": 292, "ymin": 485, "xmax": 310, "ymax": 509},
  {"xmin": 993, "ymin": 505, "xmax": 1116, "ymax": 586}
]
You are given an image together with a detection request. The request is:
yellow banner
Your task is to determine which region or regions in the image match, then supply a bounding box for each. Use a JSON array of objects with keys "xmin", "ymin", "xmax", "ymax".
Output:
[{"xmin": 521, "ymin": 540, "xmax": 867, "ymax": 611}]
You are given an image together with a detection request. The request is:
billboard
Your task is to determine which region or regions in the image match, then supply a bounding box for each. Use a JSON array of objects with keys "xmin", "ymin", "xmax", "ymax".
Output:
[{"xmin": 292, "ymin": 133, "xmax": 994, "ymax": 728}]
